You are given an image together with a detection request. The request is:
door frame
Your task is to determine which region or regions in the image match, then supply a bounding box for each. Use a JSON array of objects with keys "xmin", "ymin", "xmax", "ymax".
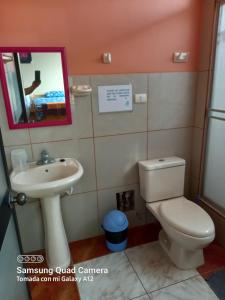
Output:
[
  {"xmin": 199, "ymin": 0, "xmax": 225, "ymax": 218},
  {"xmin": 0, "ymin": 128, "xmax": 13, "ymax": 250},
  {"xmin": 0, "ymin": 128, "xmax": 32, "ymax": 299}
]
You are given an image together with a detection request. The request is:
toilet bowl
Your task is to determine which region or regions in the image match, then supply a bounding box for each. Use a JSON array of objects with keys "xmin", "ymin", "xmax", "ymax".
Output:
[
  {"xmin": 146, "ymin": 197, "xmax": 215, "ymax": 269},
  {"xmin": 139, "ymin": 157, "xmax": 215, "ymax": 270}
]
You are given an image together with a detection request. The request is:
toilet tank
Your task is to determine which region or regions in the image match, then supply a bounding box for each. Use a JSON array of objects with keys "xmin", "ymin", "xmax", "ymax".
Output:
[{"xmin": 139, "ymin": 157, "xmax": 185, "ymax": 203}]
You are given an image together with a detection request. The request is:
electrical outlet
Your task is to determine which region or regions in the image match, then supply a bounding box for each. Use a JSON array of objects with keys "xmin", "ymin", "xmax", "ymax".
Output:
[{"xmin": 134, "ymin": 93, "xmax": 147, "ymax": 103}]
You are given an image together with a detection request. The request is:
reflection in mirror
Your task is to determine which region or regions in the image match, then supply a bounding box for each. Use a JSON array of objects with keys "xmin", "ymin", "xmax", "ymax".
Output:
[{"xmin": 0, "ymin": 48, "xmax": 71, "ymax": 129}]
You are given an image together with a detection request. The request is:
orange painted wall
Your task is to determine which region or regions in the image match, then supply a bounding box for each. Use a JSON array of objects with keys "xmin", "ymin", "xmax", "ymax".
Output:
[{"xmin": 0, "ymin": 0, "xmax": 202, "ymax": 75}]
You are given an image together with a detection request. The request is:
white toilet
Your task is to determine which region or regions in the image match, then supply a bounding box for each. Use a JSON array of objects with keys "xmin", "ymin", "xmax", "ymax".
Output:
[{"xmin": 139, "ymin": 157, "xmax": 215, "ymax": 270}]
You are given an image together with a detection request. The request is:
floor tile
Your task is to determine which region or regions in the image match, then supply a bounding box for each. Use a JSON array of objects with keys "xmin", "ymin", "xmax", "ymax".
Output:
[
  {"xmin": 125, "ymin": 241, "xmax": 198, "ymax": 293},
  {"xmin": 149, "ymin": 275, "xmax": 219, "ymax": 300},
  {"xmin": 28, "ymin": 224, "xmax": 225, "ymax": 300},
  {"xmin": 70, "ymin": 223, "xmax": 161, "ymax": 264},
  {"xmin": 75, "ymin": 252, "xmax": 146, "ymax": 300},
  {"xmin": 133, "ymin": 295, "xmax": 150, "ymax": 300}
]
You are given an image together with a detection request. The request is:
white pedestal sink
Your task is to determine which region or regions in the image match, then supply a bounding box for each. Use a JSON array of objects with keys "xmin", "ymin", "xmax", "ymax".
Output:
[{"xmin": 10, "ymin": 158, "xmax": 83, "ymax": 270}]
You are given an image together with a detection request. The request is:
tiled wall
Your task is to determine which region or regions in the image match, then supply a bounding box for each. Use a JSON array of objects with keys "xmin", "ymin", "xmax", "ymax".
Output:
[{"xmin": 0, "ymin": 72, "xmax": 197, "ymax": 253}]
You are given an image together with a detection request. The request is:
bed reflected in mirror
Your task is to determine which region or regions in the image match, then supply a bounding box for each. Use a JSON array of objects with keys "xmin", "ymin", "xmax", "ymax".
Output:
[{"xmin": 0, "ymin": 48, "xmax": 71, "ymax": 129}]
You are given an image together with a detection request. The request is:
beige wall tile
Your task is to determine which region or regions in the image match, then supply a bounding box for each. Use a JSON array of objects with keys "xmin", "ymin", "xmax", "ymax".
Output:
[
  {"xmin": 95, "ymin": 132, "xmax": 147, "ymax": 189},
  {"xmin": 61, "ymin": 192, "xmax": 99, "ymax": 242},
  {"xmin": 74, "ymin": 138, "xmax": 97, "ymax": 194},
  {"xmin": 148, "ymin": 73, "xmax": 196, "ymax": 131},
  {"xmin": 1, "ymin": 71, "xmax": 201, "ymax": 248},
  {"xmin": 91, "ymin": 74, "xmax": 148, "ymax": 136},
  {"xmin": 4, "ymin": 145, "xmax": 33, "ymax": 171},
  {"xmin": 0, "ymin": 88, "xmax": 30, "ymax": 146},
  {"xmin": 148, "ymin": 127, "xmax": 192, "ymax": 162},
  {"xmin": 29, "ymin": 124, "xmax": 74, "ymax": 144},
  {"xmin": 31, "ymin": 139, "xmax": 77, "ymax": 159},
  {"xmin": 148, "ymin": 128, "xmax": 193, "ymax": 197},
  {"xmin": 191, "ymin": 127, "xmax": 204, "ymax": 179},
  {"xmin": 32, "ymin": 139, "xmax": 96, "ymax": 193}
]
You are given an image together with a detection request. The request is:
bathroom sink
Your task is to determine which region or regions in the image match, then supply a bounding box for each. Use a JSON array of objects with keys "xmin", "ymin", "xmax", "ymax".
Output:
[
  {"xmin": 10, "ymin": 157, "xmax": 83, "ymax": 270},
  {"xmin": 10, "ymin": 158, "xmax": 83, "ymax": 198}
]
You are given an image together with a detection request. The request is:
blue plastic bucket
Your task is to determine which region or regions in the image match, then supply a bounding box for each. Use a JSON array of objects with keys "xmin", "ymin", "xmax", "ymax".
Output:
[{"xmin": 102, "ymin": 210, "xmax": 128, "ymax": 252}]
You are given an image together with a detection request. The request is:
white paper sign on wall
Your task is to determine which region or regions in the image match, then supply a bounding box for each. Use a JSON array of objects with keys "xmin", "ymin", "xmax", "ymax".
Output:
[{"xmin": 98, "ymin": 84, "xmax": 133, "ymax": 113}]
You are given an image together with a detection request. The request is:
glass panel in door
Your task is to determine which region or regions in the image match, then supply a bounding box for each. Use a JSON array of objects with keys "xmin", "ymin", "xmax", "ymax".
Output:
[{"xmin": 203, "ymin": 3, "xmax": 225, "ymax": 212}]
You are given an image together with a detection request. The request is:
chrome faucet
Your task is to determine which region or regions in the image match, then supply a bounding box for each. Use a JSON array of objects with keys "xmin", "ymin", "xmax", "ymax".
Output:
[{"xmin": 37, "ymin": 150, "xmax": 55, "ymax": 165}]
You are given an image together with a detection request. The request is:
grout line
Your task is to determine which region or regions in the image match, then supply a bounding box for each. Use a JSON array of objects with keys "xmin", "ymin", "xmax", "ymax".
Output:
[
  {"xmin": 124, "ymin": 251, "xmax": 150, "ymax": 296},
  {"xmin": 89, "ymin": 75, "xmax": 96, "ymax": 139},
  {"xmin": 193, "ymin": 125, "xmax": 205, "ymax": 130},
  {"xmin": 130, "ymin": 294, "xmax": 151, "ymax": 300},
  {"xmin": 5, "ymin": 124, "xmax": 194, "ymax": 151},
  {"xmin": 96, "ymin": 182, "xmax": 139, "ymax": 192},
  {"xmin": 27, "ymin": 128, "xmax": 35, "ymax": 160},
  {"xmin": 93, "ymin": 131, "xmax": 148, "ymax": 139},
  {"xmin": 5, "ymin": 126, "xmax": 195, "ymax": 148},
  {"xmin": 65, "ymin": 189, "xmax": 97, "ymax": 197},
  {"xmin": 4, "ymin": 143, "xmax": 31, "ymax": 148},
  {"xmin": 125, "ymin": 244, "xmax": 202, "ymax": 296},
  {"xmin": 79, "ymin": 136, "xmax": 94, "ymax": 140},
  {"xmin": 78, "ymin": 126, "xmax": 194, "ymax": 141},
  {"xmin": 89, "ymin": 75, "xmax": 101, "ymax": 235},
  {"xmin": 28, "ymin": 128, "xmax": 32, "ymax": 144},
  {"xmin": 148, "ymin": 126, "xmax": 193, "ymax": 133},
  {"xmin": 148, "ymin": 273, "xmax": 201, "ymax": 295},
  {"xmin": 30, "ymin": 144, "xmax": 34, "ymax": 161},
  {"xmin": 30, "ymin": 138, "xmax": 73, "ymax": 145},
  {"xmin": 23, "ymin": 182, "xmax": 141, "ymax": 204},
  {"xmin": 91, "ymin": 126, "xmax": 193, "ymax": 140}
]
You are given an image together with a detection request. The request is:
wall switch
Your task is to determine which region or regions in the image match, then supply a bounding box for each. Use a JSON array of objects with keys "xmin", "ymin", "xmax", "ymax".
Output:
[{"xmin": 135, "ymin": 93, "xmax": 147, "ymax": 103}]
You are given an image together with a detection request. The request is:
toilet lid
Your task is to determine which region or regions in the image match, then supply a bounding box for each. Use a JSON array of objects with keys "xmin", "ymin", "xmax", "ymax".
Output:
[{"xmin": 159, "ymin": 197, "xmax": 215, "ymax": 238}]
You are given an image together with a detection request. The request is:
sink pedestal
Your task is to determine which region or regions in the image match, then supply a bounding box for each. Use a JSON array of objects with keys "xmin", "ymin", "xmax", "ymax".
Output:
[{"xmin": 40, "ymin": 195, "xmax": 71, "ymax": 270}]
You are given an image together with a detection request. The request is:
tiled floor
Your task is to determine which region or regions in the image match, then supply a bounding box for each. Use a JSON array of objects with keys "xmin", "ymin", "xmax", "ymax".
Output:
[
  {"xmin": 75, "ymin": 241, "xmax": 218, "ymax": 300},
  {"xmin": 28, "ymin": 223, "xmax": 225, "ymax": 300},
  {"xmin": 28, "ymin": 223, "xmax": 161, "ymax": 300}
]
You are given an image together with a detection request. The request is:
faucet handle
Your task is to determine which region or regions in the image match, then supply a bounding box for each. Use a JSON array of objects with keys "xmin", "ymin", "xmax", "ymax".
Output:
[
  {"xmin": 41, "ymin": 150, "xmax": 49, "ymax": 158},
  {"xmin": 37, "ymin": 149, "xmax": 55, "ymax": 165}
]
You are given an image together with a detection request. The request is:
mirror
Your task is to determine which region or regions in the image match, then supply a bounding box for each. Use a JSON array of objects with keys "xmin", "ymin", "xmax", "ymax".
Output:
[{"xmin": 0, "ymin": 47, "xmax": 72, "ymax": 129}]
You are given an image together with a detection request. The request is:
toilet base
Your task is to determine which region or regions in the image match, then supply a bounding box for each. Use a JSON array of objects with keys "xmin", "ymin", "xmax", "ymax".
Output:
[{"xmin": 159, "ymin": 230, "xmax": 204, "ymax": 270}]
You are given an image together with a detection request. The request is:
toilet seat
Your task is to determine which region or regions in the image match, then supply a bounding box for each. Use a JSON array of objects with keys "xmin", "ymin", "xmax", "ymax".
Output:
[{"xmin": 159, "ymin": 197, "xmax": 215, "ymax": 238}]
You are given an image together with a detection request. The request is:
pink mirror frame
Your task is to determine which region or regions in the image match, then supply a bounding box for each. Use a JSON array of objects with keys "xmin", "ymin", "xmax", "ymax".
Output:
[{"xmin": 0, "ymin": 47, "xmax": 72, "ymax": 129}]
